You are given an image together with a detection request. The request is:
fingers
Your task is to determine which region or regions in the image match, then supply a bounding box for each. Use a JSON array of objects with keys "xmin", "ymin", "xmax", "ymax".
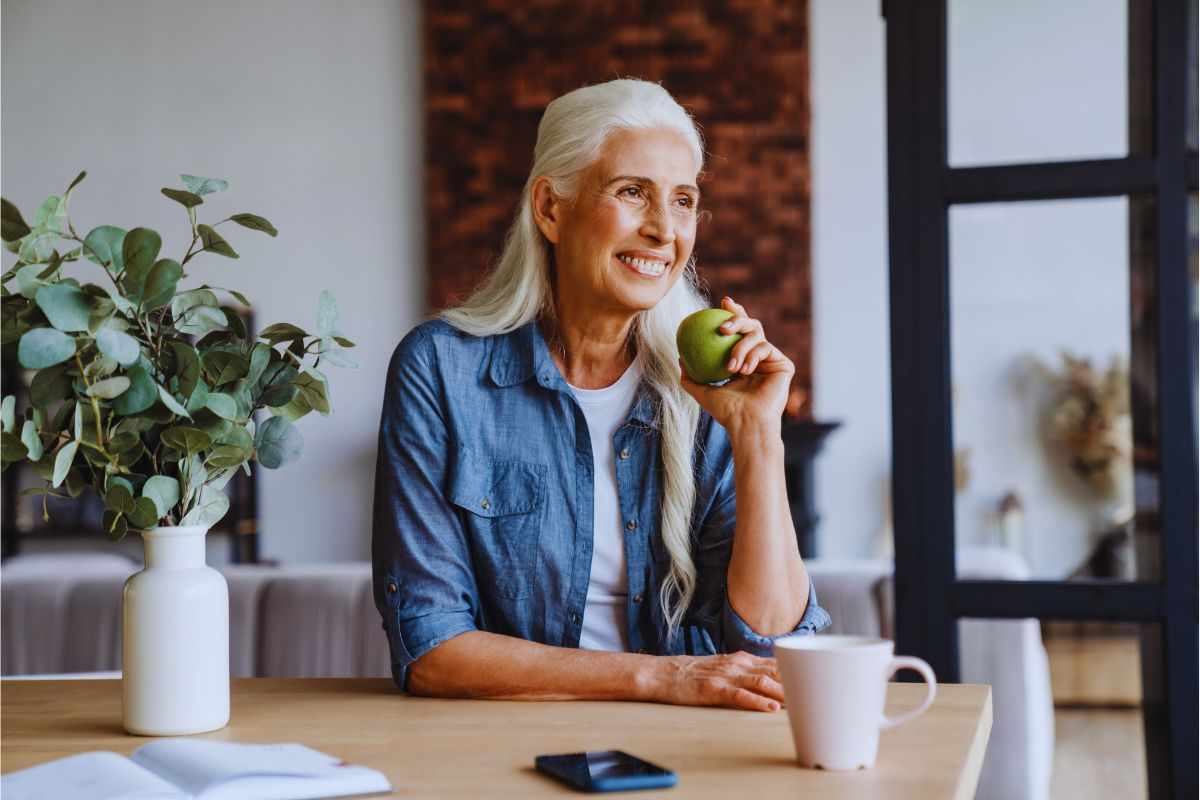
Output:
[{"xmin": 726, "ymin": 685, "xmax": 782, "ymax": 713}]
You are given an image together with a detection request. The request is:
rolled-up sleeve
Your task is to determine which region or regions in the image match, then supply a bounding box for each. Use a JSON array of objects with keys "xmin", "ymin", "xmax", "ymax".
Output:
[
  {"xmin": 371, "ymin": 326, "xmax": 479, "ymax": 690},
  {"xmin": 690, "ymin": 425, "xmax": 832, "ymax": 657}
]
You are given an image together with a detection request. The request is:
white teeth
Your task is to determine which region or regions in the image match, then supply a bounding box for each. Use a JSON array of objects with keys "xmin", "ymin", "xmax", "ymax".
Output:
[{"xmin": 618, "ymin": 254, "xmax": 667, "ymax": 276}]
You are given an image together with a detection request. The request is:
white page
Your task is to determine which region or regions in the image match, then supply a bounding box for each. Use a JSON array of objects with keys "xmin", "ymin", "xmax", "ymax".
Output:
[
  {"xmin": 0, "ymin": 751, "xmax": 186, "ymax": 800},
  {"xmin": 130, "ymin": 740, "xmax": 384, "ymax": 798}
]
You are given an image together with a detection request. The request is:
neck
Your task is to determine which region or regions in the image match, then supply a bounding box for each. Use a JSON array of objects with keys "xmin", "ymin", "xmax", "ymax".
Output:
[{"xmin": 540, "ymin": 305, "xmax": 637, "ymax": 390}]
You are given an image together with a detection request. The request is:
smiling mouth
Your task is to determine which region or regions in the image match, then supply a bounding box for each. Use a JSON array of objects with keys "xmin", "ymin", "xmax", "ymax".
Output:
[{"xmin": 616, "ymin": 254, "xmax": 669, "ymax": 278}]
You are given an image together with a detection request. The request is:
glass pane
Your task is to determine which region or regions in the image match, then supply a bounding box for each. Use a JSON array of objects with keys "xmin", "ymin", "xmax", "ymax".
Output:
[
  {"xmin": 954, "ymin": 618, "xmax": 1156, "ymax": 800},
  {"xmin": 948, "ymin": 0, "xmax": 1130, "ymax": 167},
  {"xmin": 949, "ymin": 197, "xmax": 1160, "ymax": 582}
]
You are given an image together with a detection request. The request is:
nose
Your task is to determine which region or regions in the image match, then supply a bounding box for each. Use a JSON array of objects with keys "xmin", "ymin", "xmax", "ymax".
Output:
[{"xmin": 638, "ymin": 198, "xmax": 676, "ymax": 245}]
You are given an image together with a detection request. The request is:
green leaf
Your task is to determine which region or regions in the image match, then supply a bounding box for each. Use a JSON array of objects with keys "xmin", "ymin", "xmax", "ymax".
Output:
[
  {"xmin": 84, "ymin": 355, "xmax": 120, "ymax": 381},
  {"xmin": 35, "ymin": 283, "xmax": 91, "ymax": 332},
  {"xmin": 229, "ymin": 213, "xmax": 277, "ymax": 237},
  {"xmin": 333, "ymin": 336, "xmax": 356, "ymax": 348},
  {"xmin": 198, "ymin": 284, "xmax": 251, "ymax": 307},
  {"xmin": 33, "ymin": 195, "xmax": 68, "ymax": 234},
  {"xmin": 197, "ymin": 224, "xmax": 238, "ymax": 259},
  {"xmin": 202, "ymin": 350, "xmax": 248, "ymax": 387},
  {"xmin": 294, "ymin": 369, "xmax": 331, "ymax": 415},
  {"xmin": 205, "ymin": 392, "xmax": 238, "ymax": 420},
  {"xmin": 259, "ymin": 322, "xmax": 307, "ymax": 344},
  {"xmin": 18, "ymin": 231, "xmax": 57, "ymax": 263},
  {"xmin": 1, "ymin": 198, "xmax": 31, "ymax": 242},
  {"xmin": 318, "ymin": 338, "xmax": 358, "ymax": 368},
  {"xmin": 105, "ymin": 482, "xmax": 135, "ymax": 513},
  {"xmin": 258, "ymin": 361, "xmax": 298, "ymax": 407},
  {"xmin": 73, "ymin": 401, "xmax": 83, "ymax": 439},
  {"xmin": 142, "ymin": 475, "xmax": 180, "ymax": 519},
  {"xmin": 29, "ymin": 364, "xmax": 72, "ymax": 408},
  {"xmin": 65, "ymin": 170, "xmax": 87, "ymax": 197},
  {"xmin": 19, "ymin": 419, "xmax": 43, "ymax": 461},
  {"xmin": 1, "ymin": 395, "xmax": 13, "ymax": 433},
  {"xmin": 141, "ymin": 259, "xmax": 183, "ymax": 311},
  {"xmin": 180, "ymin": 175, "xmax": 228, "ymax": 196},
  {"xmin": 87, "ymin": 375, "xmax": 131, "ymax": 399},
  {"xmin": 206, "ymin": 444, "xmax": 248, "ymax": 469},
  {"xmin": 179, "ymin": 484, "xmax": 230, "ymax": 527},
  {"xmin": 254, "ymin": 415, "xmax": 303, "ymax": 469},
  {"xmin": 107, "ymin": 431, "xmax": 141, "ymax": 453},
  {"xmin": 102, "ymin": 510, "xmax": 129, "ymax": 542},
  {"xmin": 128, "ymin": 495, "xmax": 159, "ymax": 529},
  {"xmin": 185, "ymin": 379, "xmax": 210, "ymax": 415},
  {"xmin": 316, "ymin": 290, "xmax": 339, "ymax": 338},
  {"xmin": 170, "ymin": 342, "xmax": 203, "ymax": 399},
  {"xmin": 269, "ymin": 390, "xmax": 312, "ymax": 423},
  {"xmin": 1, "ymin": 432, "xmax": 28, "ymax": 463},
  {"xmin": 157, "ymin": 385, "xmax": 192, "ymax": 419},
  {"xmin": 52, "ymin": 440, "xmax": 78, "ymax": 487},
  {"xmin": 161, "ymin": 187, "xmax": 204, "ymax": 208},
  {"xmin": 95, "ymin": 328, "xmax": 141, "ymax": 367},
  {"xmin": 246, "ymin": 343, "xmax": 272, "ymax": 388},
  {"xmin": 82, "ymin": 226, "xmax": 127, "ymax": 271},
  {"xmin": 111, "ymin": 366, "xmax": 157, "ymax": 415},
  {"xmin": 13, "ymin": 263, "xmax": 48, "ymax": 298},
  {"xmin": 121, "ymin": 228, "xmax": 163, "ymax": 295},
  {"xmin": 17, "ymin": 328, "xmax": 76, "ymax": 369},
  {"xmin": 161, "ymin": 425, "xmax": 212, "ymax": 456}
]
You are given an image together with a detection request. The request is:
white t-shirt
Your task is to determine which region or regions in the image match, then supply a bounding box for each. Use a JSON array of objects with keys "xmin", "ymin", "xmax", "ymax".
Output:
[{"xmin": 565, "ymin": 351, "xmax": 644, "ymax": 652}]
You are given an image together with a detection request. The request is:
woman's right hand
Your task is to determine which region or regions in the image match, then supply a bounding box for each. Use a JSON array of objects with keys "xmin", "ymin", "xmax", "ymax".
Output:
[{"xmin": 642, "ymin": 651, "xmax": 786, "ymax": 712}]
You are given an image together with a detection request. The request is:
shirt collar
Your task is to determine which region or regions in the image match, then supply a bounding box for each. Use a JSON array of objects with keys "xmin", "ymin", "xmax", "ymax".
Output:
[{"xmin": 487, "ymin": 319, "xmax": 660, "ymax": 430}]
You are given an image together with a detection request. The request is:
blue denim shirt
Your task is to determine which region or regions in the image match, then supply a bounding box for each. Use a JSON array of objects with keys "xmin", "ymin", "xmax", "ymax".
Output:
[{"xmin": 371, "ymin": 318, "xmax": 831, "ymax": 690}]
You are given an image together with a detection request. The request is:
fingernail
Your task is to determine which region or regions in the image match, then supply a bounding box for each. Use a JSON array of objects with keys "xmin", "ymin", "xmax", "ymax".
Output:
[
  {"xmin": 769, "ymin": 702, "xmax": 780, "ymax": 711},
  {"xmin": 728, "ymin": 358, "xmax": 737, "ymax": 370}
]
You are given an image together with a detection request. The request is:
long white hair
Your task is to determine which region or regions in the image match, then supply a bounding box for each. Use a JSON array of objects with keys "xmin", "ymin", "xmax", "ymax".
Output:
[{"xmin": 438, "ymin": 78, "xmax": 711, "ymax": 637}]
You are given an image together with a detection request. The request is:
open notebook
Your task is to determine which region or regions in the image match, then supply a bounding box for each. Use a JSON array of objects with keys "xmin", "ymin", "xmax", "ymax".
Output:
[{"xmin": 0, "ymin": 739, "xmax": 393, "ymax": 800}]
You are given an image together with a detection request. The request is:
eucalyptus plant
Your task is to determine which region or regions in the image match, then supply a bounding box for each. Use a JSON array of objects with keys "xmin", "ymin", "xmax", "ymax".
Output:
[{"xmin": 0, "ymin": 172, "xmax": 356, "ymax": 540}]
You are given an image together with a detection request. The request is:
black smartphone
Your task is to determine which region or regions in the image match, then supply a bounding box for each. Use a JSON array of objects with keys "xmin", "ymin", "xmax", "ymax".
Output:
[{"xmin": 534, "ymin": 750, "xmax": 678, "ymax": 793}]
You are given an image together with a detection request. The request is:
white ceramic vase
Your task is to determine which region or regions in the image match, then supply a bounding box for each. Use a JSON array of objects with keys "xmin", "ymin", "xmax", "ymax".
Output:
[{"xmin": 122, "ymin": 524, "xmax": 229, "ymax": 736}]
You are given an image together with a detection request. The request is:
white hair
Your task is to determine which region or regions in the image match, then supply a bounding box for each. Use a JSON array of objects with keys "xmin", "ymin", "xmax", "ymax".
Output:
[{"xmin": 438, "ymin": 78, "xmax": 711, "ymax": 637}]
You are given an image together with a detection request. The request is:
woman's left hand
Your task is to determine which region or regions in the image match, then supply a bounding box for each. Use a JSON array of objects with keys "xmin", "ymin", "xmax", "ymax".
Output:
[{"xmin": 678, "ymin": 296, "xmax": 795, "ymax": 436}]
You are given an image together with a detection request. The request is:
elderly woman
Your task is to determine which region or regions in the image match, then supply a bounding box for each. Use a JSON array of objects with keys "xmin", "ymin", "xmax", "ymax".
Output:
[{"xmin": 372, "ymin": 78, "xmax": 830, "ymax": 712}]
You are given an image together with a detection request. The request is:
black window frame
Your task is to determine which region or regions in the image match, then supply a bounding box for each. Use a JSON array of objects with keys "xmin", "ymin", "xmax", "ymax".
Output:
[{"xmin": 883, "ymin": 1, "xmax": 1197, "ymax": 797}]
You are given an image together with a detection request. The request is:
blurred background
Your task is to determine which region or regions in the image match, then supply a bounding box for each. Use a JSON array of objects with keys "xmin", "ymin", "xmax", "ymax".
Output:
[{"xmin": 2, "ymin": 2, "xmax": 1196, "ymax": 798}]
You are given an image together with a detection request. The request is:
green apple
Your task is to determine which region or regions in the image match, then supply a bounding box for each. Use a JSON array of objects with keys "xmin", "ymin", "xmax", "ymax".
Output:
[{"xmin": 676, "ymin": 308, "xmax": 743, "ymax": 384}]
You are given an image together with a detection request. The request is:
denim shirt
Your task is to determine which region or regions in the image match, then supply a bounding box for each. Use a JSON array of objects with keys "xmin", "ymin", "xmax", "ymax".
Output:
[{"xmin": 371, "ymin": 318, "xmax": 831, "ymax": 690}]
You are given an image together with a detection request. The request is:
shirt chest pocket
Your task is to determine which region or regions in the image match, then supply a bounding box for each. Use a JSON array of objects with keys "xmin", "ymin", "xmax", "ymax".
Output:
[{"xmin": 447, "ymin": 455, "xmax": 547, "ymax": 600}]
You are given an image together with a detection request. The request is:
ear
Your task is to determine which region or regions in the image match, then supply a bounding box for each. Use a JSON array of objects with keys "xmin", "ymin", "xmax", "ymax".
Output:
[{"xmin": 530, "ymin": 176, "xmax": 563, "ymax": 244}]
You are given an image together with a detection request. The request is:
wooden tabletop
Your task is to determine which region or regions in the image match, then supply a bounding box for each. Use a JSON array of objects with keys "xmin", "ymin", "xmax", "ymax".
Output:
[{"xmin": 2, "ymin": 678, "xmax": 992, "ymax": 799}]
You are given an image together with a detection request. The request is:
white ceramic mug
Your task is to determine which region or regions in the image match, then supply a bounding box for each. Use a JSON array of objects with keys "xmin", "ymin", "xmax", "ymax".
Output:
[{"xmin": 773, "ymin": 635, "xmax": 937, "ymax": 771}]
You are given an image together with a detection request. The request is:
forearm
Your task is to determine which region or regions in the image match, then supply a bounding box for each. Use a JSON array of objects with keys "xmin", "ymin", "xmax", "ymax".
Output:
[
  {"xmin": 725, "ymin": 420, "xmax": 810, "ymax": 636},
  {"xmin": 408, "ymin": 630, "xmax": 658, "ymax": 701}
]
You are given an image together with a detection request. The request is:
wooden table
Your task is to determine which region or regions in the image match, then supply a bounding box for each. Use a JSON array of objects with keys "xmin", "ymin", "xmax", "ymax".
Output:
[{"xmin": 2, "ymin": 678, "xmax": 992, "ymax": 799}]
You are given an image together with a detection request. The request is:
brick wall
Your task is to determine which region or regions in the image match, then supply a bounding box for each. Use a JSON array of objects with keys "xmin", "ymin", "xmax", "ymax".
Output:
[{"xmin": 425, "ymin": 1, "xmax": 812, "ymax": 413}]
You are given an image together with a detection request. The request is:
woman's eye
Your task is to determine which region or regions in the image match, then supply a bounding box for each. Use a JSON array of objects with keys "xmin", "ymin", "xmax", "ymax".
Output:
[
  {"xmin": 676, "ymin": 196, "xmax": 695, "ymax": 209},
  {"xmin": 620, "ymin": 186, "xmax": 642, "ymax": 198}
]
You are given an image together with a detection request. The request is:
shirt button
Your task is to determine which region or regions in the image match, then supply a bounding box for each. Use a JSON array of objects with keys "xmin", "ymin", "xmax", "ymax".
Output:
[
  {"xmin": 386, "ymin": 582, "xmax": 398, "ymax": 594},
  {"xmin": 619, "ymin": 448, "xmax": 630, "ymax": 460},
  {"xmin": 633, "ymin": 593, "xmax": 643, "ymax": 604},
  {"xmin": 480, "ymin": 498, "xmax": 490, "ymax": 510},
  {"xmin": 571, "ymin": 613, "xmax": 580, "ymax": 624},
  {"xmin": 626, "ymin": 519, "xmax": 637, "ymax": 531}
]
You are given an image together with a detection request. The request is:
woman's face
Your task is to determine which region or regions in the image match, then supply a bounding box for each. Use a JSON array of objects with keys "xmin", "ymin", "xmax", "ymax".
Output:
[{"xmin": 535, "ymin": 127, "xmax": 701, "ymax": 318}]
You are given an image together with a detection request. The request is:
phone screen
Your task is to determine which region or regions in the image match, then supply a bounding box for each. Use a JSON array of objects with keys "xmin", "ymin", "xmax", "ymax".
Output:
[{"xmin": 535, "ymin": 750, "xmax": 677, "ymax": 792}]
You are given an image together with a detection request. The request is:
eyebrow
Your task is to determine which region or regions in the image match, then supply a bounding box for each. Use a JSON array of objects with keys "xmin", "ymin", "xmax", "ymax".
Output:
[{"xmin": 604, "ymin": 175, "xmax": 701, "ymax": 196}]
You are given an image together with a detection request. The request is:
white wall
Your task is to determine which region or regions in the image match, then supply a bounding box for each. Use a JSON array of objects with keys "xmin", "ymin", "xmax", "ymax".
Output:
[
  {"xmin": 2, "ymin": 0, "xmax": 426, "ymax": 562},
  {"xmin": 812, "ymin": 0, "xmax": 1131, "ymax": 576}
]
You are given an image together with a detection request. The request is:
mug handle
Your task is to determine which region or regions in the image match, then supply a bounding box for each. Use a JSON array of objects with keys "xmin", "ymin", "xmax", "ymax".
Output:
[{"xmin": 880, "ymin": 656, "xmax": 937, "ymax": 731}]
